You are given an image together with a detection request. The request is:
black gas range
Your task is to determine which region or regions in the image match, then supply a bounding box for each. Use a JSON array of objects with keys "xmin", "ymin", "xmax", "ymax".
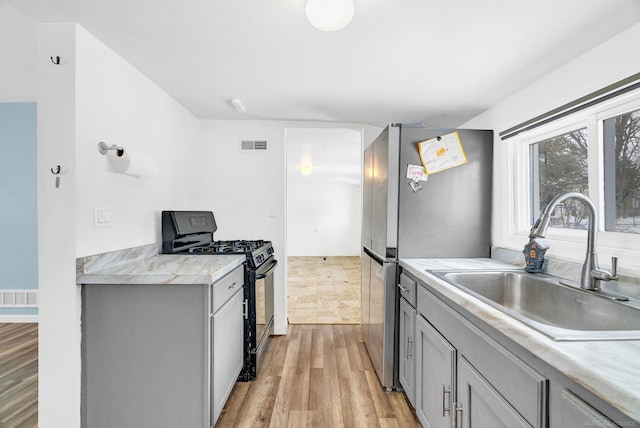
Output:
[{"xmin": 161, "ymin": 211, "xmax": 276, "ymax": 381}]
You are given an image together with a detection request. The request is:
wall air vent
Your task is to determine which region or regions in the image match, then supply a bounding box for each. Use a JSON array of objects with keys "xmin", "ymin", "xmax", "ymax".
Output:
[
  {"xmin": 0, "ymin": 290, "xmax": 38, "ymax": 307},
  {"xmin": 241, "ymin": 140, "xmax": 268, "ymax": 151}
]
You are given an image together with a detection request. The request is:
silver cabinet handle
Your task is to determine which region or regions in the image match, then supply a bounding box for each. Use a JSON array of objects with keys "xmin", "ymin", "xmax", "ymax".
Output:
[
  {"xmin": 442, "ymin": 384, "xmax": 451, "ymax": 416},
  {"xmin": 451, "ymin": 402, "xmax": 463, "ymax": 428},
  {"xmin": 228, "ymin": 280, "xmax": 240, "ymax": 290},
  {"xmin": 405, "ymin": 336, "xmax": 414, "ymax": 359},
  {"xmin": 397, "ymin": 283, "xmax": 409, "ymax": 292}
]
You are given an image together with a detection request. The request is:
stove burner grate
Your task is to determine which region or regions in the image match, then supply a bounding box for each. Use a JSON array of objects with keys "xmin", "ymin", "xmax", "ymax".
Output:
[{"xmin": 188, "ymin": 239, "xmax": 268, "ymax": 255}]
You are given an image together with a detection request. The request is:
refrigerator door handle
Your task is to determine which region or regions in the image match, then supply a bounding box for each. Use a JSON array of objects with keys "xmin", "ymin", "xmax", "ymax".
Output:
[{"xmin": 363, "ymin": 246, "xmax": 386, "ymax": 265}]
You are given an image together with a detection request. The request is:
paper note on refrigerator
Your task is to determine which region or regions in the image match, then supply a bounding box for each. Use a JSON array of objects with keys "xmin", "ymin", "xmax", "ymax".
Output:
[
  {"xmin": 406, "ymin": 164, "xmax": 428, "ymax": 181},
  {"xmin": 417, "ymin": 131, "xmax": 467, "ymax": 174}
]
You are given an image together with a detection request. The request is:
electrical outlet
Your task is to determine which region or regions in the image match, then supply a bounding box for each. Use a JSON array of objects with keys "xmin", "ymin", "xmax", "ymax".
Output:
[{"xmin": 93, "ymin": 205, "xmax": 112, "ymax": 228}]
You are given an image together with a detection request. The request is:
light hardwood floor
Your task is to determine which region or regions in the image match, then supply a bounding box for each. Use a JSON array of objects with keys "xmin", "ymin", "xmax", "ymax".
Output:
[
  {"xmin": 288, "ymin": 256, "xmax": 361, "ymax": 324},
  {"xmin": 216, "ymin": 324, "xmax": 420, "ymax": 428},
  {"xmin": 0, "ymin": 323, "xmax": 38, "ymax": 428}
]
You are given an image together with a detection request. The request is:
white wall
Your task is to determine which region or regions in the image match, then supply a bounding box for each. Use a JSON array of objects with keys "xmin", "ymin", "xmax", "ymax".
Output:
[
  {"xmin": 75, "ymin": 29, "xmax": 200, "ymax": 256},
  {"xmin": 37, "ymin": 24, "xmax": 200, "ymax": 427},
  {"xmin": 463, "ymin": 23, "xmax": 640, "ymax": 262},
  {"xmin": 0, "ymin": 1, "xmax": 36, "ymax": 101},
  {"xmin": 287, "ymin": 181, "xmax": 361, "ymax": 256},
  {"xmin": 198, "ymin": 120, "xmax": 380, "ymax": 334}
]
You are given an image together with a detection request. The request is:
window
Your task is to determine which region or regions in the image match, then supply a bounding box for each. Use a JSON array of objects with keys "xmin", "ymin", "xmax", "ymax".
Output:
[
  {"xmin": 499, "ymin": 86, "xmax": 640, "ymax": 266},
  {"xmin": 603, "ymin": 108, "xmax": 640, "ymax": 234},
  {"xmin": 530, "ymin": 128, "xmax": 588, "ymax": 229},
  {"xmin": 524, "ymin": 99, "xmax": 640, "ymax": 240}
]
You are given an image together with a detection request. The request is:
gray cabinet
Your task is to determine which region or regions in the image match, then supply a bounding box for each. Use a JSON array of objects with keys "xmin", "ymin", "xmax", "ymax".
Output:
[
  {"xmin": 415, "ymin": 314, "xmax": 455, "ymax": 428},
  {"xmin": 403, "ymin": 265, "xmax": 640, "ymax": 428},
  {"xmin": 456, "ymin": 355, "xmax": 530, "ymax": 427},
  {"xmin": 211, "ymin": 269, "xmax": 244, "ymax": 425},
  {"xmin": 399, "ymin": 297, "xmax": 416, "ymax": 406},
  {"xmin": 398, "ymin": 272, "xmax": 417, "ymax": 406},
  {"xmin": 416, "ymin": 286, "xmax": 548, "ymax": 428},
  {"xmin": 408, "ymin": 270, "xmax": 548, "ymax": 428},
  {"xmin": 415, "ymin": 315, "xmax": 530, "ymax": 428},
  {"xmin": 82, "ymin": 264, "xmax": 244, "ymax": 428}
]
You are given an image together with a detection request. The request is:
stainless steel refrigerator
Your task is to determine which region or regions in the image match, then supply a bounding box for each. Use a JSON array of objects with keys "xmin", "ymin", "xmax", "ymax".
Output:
[{"xmin": 361, "ymin": 123, "xmax": 493, "ymax": 389}]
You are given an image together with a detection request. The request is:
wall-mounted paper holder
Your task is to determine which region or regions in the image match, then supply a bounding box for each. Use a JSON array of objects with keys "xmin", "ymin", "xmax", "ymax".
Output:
[
  {"xmin": 98, "ymin": 141, "xmax": 158, "ymax": 177},
  {"xmin": 98, "ymin": 142, "xmax": 124, "ymax": 157}
]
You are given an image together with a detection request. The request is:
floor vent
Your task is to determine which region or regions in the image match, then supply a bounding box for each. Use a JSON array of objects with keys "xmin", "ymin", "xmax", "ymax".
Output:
[
  {"xmin": 241, "ymin": 140, "xmax": 268, "ymax": 151},
  {"xmin": 0, "ymin": 290, "xmax": 38, "ymax": 307}
]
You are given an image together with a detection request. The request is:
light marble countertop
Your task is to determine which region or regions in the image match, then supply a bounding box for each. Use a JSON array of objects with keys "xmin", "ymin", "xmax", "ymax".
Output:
[
  {"xmin": 400, "ymin": 258, "xmax": 640, "ymax": 423},
  {"xmin": 76, "ymin": 244, "xmax": 245, "ymax": 285}
]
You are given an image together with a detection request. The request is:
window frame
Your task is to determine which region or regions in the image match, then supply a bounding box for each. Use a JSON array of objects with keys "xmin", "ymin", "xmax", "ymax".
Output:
[{"xmin": 505, "ymin": 89, "xmax": 640, "ymax": 272}]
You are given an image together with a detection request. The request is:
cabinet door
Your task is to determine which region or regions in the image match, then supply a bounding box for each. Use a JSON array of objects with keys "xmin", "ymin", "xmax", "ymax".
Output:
[
  {"xmin": 456, "ymin": 356, "xmax": 530, "ymax": 428},
  {"xmin": 415, "ymin": 315, "xmax": 455, "ymax": 428},
  {"xmin": 399, "ymin": 297, "xmax": 416, "ymax": 406},
  {"xmin": 211, "ymin": 289, "xmax": 244, "ymax": 426}
]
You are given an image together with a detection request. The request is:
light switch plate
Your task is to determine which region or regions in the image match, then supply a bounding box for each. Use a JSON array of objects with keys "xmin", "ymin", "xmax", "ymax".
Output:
[{"xmin": 93, "ymin": 205, "xmax": 111, "ymax": 228}]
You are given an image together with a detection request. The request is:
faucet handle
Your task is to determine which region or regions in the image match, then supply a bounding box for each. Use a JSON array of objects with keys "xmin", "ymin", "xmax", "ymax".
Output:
[{"xmin": 591, "ymin": 256, "xmax": 619, "ymax": 282}]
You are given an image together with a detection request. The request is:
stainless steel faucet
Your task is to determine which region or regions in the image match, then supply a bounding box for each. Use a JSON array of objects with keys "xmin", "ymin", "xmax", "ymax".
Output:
[{"xmin": 531, "ymin": 192, "xmax": 618, "ymax": 291}]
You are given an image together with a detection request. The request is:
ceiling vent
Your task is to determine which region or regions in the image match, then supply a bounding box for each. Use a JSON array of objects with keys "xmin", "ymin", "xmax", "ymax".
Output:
[{"xmin": 241, "ymin": 140, "xmax": 268, "ymax": 151}]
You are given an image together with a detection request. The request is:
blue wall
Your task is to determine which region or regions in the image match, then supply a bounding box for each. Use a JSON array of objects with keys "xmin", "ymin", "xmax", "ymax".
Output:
[{"xmin": 0, "ymin": 103, "xmax": 38, "ymax": 316}]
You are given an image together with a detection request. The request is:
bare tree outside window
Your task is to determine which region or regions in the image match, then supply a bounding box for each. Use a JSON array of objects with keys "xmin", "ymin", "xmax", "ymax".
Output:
[
  {"xmin": 530, "ymin": 128, "xmax": 589, "ymax": 229},
  {"xmin": 604, "ymin": 108, "xmax": 640, "ymax": 234}
]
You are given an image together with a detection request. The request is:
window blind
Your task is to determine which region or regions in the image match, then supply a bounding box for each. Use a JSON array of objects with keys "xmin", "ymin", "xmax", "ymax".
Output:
[{"xmin": 499, "ymin": 72, "xmax": 640, "ymax": 141}]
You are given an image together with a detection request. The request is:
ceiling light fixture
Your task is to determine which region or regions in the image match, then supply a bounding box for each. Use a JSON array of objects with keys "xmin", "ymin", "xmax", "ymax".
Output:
[
  {"xmin": 305, "ymin": 0, "xmax": 355, "ymax": 32},
  {"xmin": 300, "ymin": 164, "xmax": 313, "ymax": 176},
  {"xmin": 230, "ymin": 98, "xmax": 246, "ymax": 113}
]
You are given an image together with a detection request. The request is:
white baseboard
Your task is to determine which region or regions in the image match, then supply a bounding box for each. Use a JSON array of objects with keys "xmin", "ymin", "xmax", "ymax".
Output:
[{"xmin": 0, "ymin": 315, "xmax": 39, "ymax": 323}]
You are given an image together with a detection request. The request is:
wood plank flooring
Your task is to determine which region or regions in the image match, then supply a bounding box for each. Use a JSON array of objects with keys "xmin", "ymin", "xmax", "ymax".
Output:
[
  {"xmin": 0, "ymin": 323, "xmax": 38, "ymax": 428},
  {"xmin": 0, "ymin": 324, "xmax": 418, "ymax": 428},
  {"xmin": 216, "ymin": 324, "xmax": 420, "ymax": 428}
]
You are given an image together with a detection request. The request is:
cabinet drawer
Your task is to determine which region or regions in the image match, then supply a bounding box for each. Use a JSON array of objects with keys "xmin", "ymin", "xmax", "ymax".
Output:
[
  {"xmin": 417, "ymin": 285, "xmax": 548, "ymax": 428},
  {"xmin": 212, "ymin": 266, "xmax": 244, "ymax": 314},
  {"xmin": 398, "ymin": 272, "xmax": 417, "ymax": 307}
]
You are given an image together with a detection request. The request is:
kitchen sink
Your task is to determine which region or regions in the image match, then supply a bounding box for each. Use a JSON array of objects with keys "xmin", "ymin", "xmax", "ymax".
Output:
[{"xmin": 433, "ymin": 270, "xmax": 640, "ymax": 341}]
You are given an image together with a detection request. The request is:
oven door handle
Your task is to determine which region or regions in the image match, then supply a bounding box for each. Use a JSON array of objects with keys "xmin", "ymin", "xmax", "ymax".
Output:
[{"xmin": 256, "ymin": 259, "xmax": 278, "ymax": 279}]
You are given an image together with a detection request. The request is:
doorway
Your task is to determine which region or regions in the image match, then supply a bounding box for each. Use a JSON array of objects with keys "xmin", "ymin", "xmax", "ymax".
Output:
[{"xmin": 285, "ymin": 128, "xmax": 362, "ymax": 324}]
